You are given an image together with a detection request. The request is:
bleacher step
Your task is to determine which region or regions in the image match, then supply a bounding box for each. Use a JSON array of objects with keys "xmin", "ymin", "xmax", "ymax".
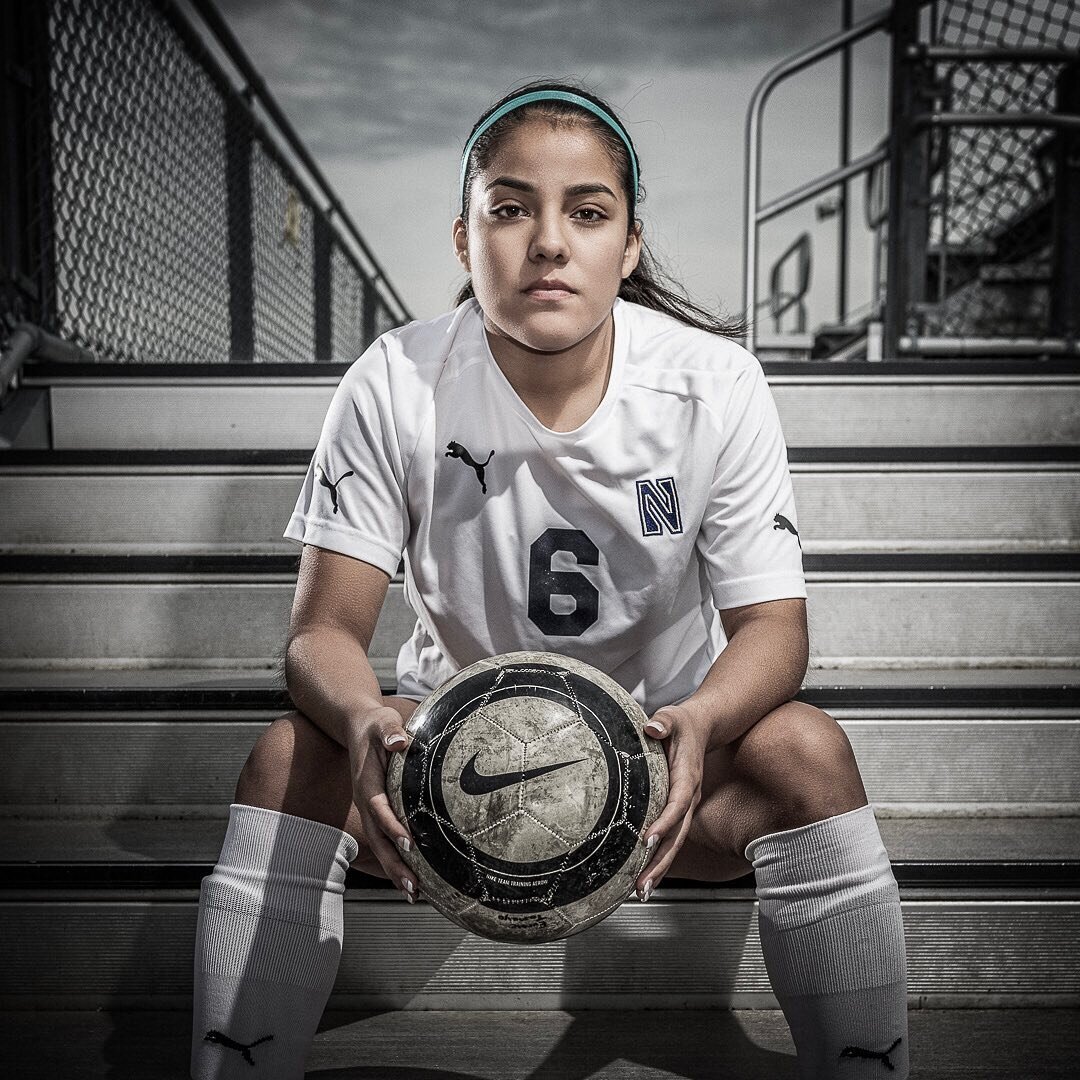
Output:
[
  {"xmin": 2, "ymin": 448, "xmax": 1077, "ymax": 554},
  {"xmin": 2, "ymin": 571, "xmax": 1076, "ymax": 668},
  {"xmin": 22, "ymin": 361, "xmax": 1080, "ymax": 449},
  {"xmin": 2, "ymin": 888, "xmax": 1077, "ymax": 1009},
  {"xmin": 2, "ymin": 711, "xmax": 1077, "ymax": 815},
  {"xmin": 8, "ymin": 1006, "xmax": 1079, "ymax": 1080},
  {"xmin": 2, "ymin": 663, "xmax": 1075, "ymax": 704},
  {"xmin": 3, "ymin": 815, "xmax": 1078, "ymax": 869}
]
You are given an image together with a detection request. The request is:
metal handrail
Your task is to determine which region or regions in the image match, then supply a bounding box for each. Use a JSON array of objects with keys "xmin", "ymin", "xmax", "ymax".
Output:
[
  {"xmin": 914, "ymin": 111, "xmax": 1080, "ymax": 132},
  {"xmin": 909, "ymin": 45, "xmax": 1080, "ymax": 64},
  {"xmin": 768, "ymin": 232, "xmax": 811, "ymax": 333},
  {"xmin": 0, "ymin": 323, "xmax": 94, "ymax": 408},
  {"xmin": 743, "ymin": 7, "xmax": 892, "ymax": 351},
  {"xmin": 185, "ymin": 0, "xmax": 413, "ymax": 324},
  {"xmin": 757, "ymin": 146, "xmax": 889, "ymax": 225}
]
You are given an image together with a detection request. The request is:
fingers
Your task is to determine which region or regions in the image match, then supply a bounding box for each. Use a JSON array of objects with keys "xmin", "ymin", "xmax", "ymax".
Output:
[
  {"xmin": 636, "ymin": 803, "xmax": 696, "ymax": 900},
  {"xmin": 360, "ymin": 787, "xmax": 419, "ymax": 904},
  {"xmin": 644, "ymin": 769, "xmax": 699, "ymax": 850},
  {"xmin": 636, "ymin": 708, "xmax": 704, "ymax": 900},
  {"xmin": 635, "ymin": 772, "xmax": 700, "ymax": 899},
  {"xmin": 349, "ymin": 707, "xmax": 418, "ymax": 901},
  {"xmin": 368, "ymin": 705, "xmax": 411, "ymax": 753}
]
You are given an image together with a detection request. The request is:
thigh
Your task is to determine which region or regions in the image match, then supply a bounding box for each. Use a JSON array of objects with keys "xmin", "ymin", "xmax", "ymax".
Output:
[
  {"xmin": 235, "ymin": 696, "xmax": 420, "ymax": 876},
  {"xmin": 668, "ymin": 700, "xmax": 868, "ymax": 882}
]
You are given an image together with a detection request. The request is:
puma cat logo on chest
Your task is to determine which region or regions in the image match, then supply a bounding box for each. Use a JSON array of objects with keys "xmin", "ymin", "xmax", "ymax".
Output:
[{"xmin": 446, "ymin": 441, "xmax": 494, "ymax": 493}]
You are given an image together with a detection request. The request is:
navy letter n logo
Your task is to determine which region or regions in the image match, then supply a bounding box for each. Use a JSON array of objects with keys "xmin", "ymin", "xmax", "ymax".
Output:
[{"xmin": 636, "ymin": 477, "xmax": 683, "ymax": 536}]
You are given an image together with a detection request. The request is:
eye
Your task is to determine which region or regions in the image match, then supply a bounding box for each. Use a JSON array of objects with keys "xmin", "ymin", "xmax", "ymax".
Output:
[
  {"xmin": 574, "ymin": 207, "xmax": 607, "ymax": 223},
  {"xmin": 491, "ymin": 204, "xmax": 526, "ymax": 219}
]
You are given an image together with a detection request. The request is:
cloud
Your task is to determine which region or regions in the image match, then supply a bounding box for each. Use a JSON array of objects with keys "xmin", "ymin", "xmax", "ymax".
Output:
[{"xmin": 216, "ymin": 0, "xmax": 841, "ymax": 160}]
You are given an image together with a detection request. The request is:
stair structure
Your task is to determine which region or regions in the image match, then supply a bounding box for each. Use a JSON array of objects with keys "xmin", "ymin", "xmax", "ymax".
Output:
[
  {"xmin": 2, "ymin": 357, "xmax": 1078, "ymax": 1018},
  {"xmin": 3, "ymin": 3, "xmax": 1079, "ymax": 1075}
]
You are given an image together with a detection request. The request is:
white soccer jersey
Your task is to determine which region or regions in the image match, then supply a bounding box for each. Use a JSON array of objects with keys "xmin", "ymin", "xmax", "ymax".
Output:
[{"xmin": 284, "ymin": 297, "xmax": 806, "ymax": 716}]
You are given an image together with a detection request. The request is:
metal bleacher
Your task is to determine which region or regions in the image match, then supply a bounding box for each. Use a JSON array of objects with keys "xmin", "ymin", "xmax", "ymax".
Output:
[{"xmin": 1, "ymin": 0, "xmax": 1078, "ymax": 1077}]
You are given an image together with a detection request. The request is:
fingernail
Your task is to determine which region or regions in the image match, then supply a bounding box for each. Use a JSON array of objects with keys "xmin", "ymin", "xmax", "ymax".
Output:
[
  {"xmin": 385, "ymin": 733, "xmax": 407, "ymax": 748},
  {"xmin": 405, "ymin": 890, "xmax": 415, "ymax": 905},
  {"xmin": 640, "ymin": 878, "xmax": 653, "ymax": 903},
  {"xmin": 644, "ymin": 722, "xmax": 664, "ymax": 737},
  {"xmin": 646, "ymin": 833, "xmax": 659, "ymax": 851},
  {"xmin": 400, "ymin": 875, "xmax": 414, "ymax": 894},
  {"xmin": 396, "ymin": 835, "xmax": 412, "ymax": 854}
]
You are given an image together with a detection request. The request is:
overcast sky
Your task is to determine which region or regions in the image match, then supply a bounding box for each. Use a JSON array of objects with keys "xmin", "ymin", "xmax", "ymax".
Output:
[{"xmin": 214, "ymin": 0, "xmax": 892, "ymax": 334}]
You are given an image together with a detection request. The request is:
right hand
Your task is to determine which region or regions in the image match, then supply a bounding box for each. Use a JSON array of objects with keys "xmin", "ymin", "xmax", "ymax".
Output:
[{"xmin": 348, "ymin": 705, "xmax": 418, "ymax": 902}]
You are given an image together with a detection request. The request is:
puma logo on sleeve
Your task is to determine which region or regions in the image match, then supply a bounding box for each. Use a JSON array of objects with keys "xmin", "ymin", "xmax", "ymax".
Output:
[
  {"xmin": 203, "ymin": 1029, "xmax": 274, "ymax": 1065},
  {"xmin": 446, "ymin": 441, "xmax": 495, "ymax": 494},
  {"xmin": 316, "ymin": 464, "xmax": 354, "ymax": 514},
  {"xmin": 773, "ymin": 512, "xmax": 801, "ymax": 548}
]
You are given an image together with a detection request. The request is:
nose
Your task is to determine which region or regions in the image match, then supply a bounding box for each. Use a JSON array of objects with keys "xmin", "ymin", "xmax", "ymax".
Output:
[{"xmin": 528, "ymin": 211, "xmax": 568, "ymax": 263}]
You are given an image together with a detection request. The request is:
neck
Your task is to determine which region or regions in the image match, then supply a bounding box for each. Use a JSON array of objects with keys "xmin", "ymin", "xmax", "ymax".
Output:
[{"xmin": 484, "ymin": 311, "xmax": 615, "ymax": 432}]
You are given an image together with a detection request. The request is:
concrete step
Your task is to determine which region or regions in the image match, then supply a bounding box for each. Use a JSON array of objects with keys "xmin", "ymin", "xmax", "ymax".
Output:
[
  {"xmin": 1, "ymin": 567, "xmax": 1077, "ymax": 668},
  {"xmin": 6, "ymin": 1007, "xmax": 1080, "ymax": 1079},
  {"xmin": 22, "ymin": 361, "xmax": 1080, "ymax": 449},
  {"xmin": 2, "ymin": 886, "xmax": 1077, "ymax": 1009},
  {"xmin": 3, "ymin": 815, "xmax": 1077, "ymax": 868},
  {"xmin": 2, "ymin": 711, "xmax": 1076, "ymax": 816},
  {"xmin": 2, "ymin": 677, "xmax": 1075, "ymax": 1011},
  {"xmin": 2, "ymin": 449, "xmax": 1077, "ymax": 554}
]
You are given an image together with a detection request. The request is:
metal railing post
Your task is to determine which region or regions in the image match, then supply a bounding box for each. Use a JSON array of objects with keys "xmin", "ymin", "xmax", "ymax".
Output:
[
  {"xmin": 1051, "ymin": 62, "xmax": 1080, "ymax": 343},
  {"xmin": 361, "ymin": 277, "xmax": 376, "ymax": 348},
  {"xmin": 884, "ymin": 0, "xmax": 931, "ymax": 357},
  {"xmin": 1, "ymin": 1, "xmax": 55, "ymax": 332},
  {"xmin": 838, "ymin": 0, "xmax": 853, "ymax": 324},
  {"xmin": 313, "ymin": 209, "xmax": 333, "ymax": 361},
  {"xmin": 224, "ymin": 93, "xmax": 255, "ymax": 363}
]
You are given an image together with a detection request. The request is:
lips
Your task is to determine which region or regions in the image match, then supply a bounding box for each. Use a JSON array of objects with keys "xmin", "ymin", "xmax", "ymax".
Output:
[{"xmin": 523, "ymin": 278, "xmax": 576, "ymax": 299}]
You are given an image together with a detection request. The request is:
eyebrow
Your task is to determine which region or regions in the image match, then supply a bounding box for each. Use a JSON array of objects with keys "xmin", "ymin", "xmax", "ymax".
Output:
[{"xmin": 484, "ymin": 176, "xmax": 618, "ymax": 200}]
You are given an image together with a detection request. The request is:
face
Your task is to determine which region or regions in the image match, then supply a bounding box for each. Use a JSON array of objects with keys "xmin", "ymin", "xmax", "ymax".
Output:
[{"xmin": 453, "ymin": 116, "xmax": 641, "ymax": 355}]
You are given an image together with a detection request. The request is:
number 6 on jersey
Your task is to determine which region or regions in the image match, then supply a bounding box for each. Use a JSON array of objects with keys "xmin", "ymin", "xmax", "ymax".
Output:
[{"xmin": 527, "ymin": 528, "xmax": 599, "ymax": 636}]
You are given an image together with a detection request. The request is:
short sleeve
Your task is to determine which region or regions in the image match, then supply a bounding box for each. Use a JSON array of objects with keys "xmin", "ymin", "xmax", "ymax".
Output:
[
  {"xmin": 697, "ymin": 359, "xmax": 807, "ymax": 610},
  {"xmin": 282, "ymin": 338, "xmax": 409, "ymax": 576}
]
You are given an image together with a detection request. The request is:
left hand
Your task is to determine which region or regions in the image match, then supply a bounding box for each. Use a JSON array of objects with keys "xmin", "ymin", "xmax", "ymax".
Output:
[{"xmin": 635, "ymin": 703, "xmax": 709, "ymax": 901}]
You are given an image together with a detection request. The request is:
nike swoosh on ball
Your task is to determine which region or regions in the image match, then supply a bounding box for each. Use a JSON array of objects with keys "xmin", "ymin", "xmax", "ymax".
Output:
[{"xmin": 458, "ymin": 751, "xmax": 586, "ymax": 795}]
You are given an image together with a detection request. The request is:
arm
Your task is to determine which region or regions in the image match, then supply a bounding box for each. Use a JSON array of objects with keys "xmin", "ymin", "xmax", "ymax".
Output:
[
  {"xmin": 634, "ymin": 597, "xmax": 808, "ymax": 899},
  {"xmin": 672, "ymin": 596, "xmax": 808, "ymax": 752},
  {"xmin": 285, "ymin": 543, "xmax": 393, "ymax": 753},
  {"xmin": 284, "ymin": 543, "xmax": 415, "ymax": 880}
]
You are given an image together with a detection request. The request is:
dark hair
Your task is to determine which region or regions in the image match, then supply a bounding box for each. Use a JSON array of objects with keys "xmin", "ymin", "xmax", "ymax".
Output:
[{"xmin": 454, "ymin": 79, "xmax": 745, "ymax": 338}]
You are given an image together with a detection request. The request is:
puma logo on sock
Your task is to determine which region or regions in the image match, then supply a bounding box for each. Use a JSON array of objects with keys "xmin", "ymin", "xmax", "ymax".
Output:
[
  {"xmin": 204, "ymin": 1029, "xmax": 274, "ymax": 1065},
  {"xmin": 446, "ymin": 441, "xmax": 494, "ymax": 493},
  {"xmin": 317, "ymin": 465, "xmax": 354, "ymax": 513},
  {"xmin": 840, "ymin": 1036, "xmax": 903, "ymax": 1071},
  {"xmin": 773, "ymin": 512, "xmax": 801, "ymax": 548}
]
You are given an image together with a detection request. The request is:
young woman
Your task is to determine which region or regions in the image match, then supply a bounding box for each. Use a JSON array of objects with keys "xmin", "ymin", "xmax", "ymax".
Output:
[{"xmin": 192, "ymin": 81, "xmax": 908, "ymax": 1080}]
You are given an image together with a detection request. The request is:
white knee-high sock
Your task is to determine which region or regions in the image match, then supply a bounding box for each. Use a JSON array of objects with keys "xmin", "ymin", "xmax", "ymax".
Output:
[
  {"xmin": 746, "ymin": 804, "xmax": 909, "ymax": 1079},
  {"xmin": 191, "ymin": 803, "xmax": 358, "ymax": 1080}
]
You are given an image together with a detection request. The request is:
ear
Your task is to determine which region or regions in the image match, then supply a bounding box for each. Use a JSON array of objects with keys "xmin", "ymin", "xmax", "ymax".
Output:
[
  {"xmin": 452, "ymin": 215, "xmax": 470, "ymax": 272},
  {"xmin": 621, "ymin": 220, "xmax": 642, "ymax": 280}
]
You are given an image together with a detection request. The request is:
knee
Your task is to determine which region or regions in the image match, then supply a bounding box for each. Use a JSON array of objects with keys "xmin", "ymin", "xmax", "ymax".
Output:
[
  {"xmin": 235, "ymin": 710, "xmax": 345, "ymax": 809},
  {"xmin": 234, "ymin": 711, "xmax": 380, "ymax": 873},
  {"xmin": 736, "ymin": 701, "xmax": 867, "ymax": 830}
]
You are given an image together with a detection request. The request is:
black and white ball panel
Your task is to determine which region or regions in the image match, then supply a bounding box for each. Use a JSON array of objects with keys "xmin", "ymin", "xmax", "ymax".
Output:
[
  {"xmin": 387, "ymin": 651, "xmax": 668, "ymax": 942},
  {"xmin": 436, "ymin": 693, "xmax": 609, "ymax": 863}
]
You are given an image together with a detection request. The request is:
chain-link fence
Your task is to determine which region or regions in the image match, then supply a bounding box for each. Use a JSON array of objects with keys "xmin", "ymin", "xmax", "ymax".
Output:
[
  {"xmin": 2, "ymin": 0, "xmax": 410, "ymax": 365},
  {"xmin": 917, "ymin": 0, "xmax": 1080, "ymax": 340},
  {"xmin": 743, "ymin": 0, "xmax": 1079, "ymax": 358}
]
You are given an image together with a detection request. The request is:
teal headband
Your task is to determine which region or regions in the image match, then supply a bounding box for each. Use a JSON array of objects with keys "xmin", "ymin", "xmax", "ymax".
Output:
[{"xmin": 459, "ymin": 89, "xmax": 640, "ymax": 212}]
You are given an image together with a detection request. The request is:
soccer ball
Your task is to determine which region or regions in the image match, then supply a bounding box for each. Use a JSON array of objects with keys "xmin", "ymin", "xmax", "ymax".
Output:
[{"xmin": 385, "ymin": 651, "xmax": 669, "ymax": 943}]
